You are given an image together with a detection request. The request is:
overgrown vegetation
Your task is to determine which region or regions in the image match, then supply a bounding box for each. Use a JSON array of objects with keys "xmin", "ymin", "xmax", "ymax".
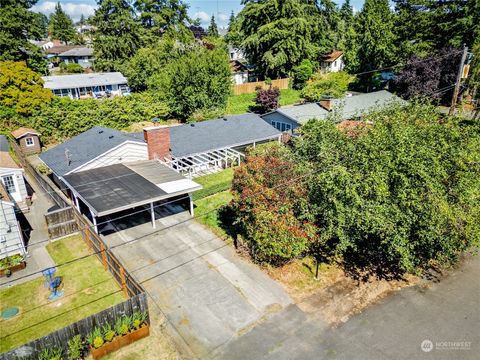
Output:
[
  {"xmin": 225, "ymin": 103, "xmax": 480, "ymax": 277},
  {"xmin": 301, "ymin": 72, "xmax": 355, "ymax": 102}
]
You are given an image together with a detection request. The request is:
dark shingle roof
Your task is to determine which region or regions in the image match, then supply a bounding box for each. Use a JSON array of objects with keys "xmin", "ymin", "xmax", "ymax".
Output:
[
  {"xmin": 0, "ymin": 135, "xmax": 9, "ymax": 152},
  {"xmin": 169, "ymin": 114, "xmax": 281, "ymax": 157},
  {"xmin": 39, "ymin": 127, "xmax": 144, "ymax": 176}
]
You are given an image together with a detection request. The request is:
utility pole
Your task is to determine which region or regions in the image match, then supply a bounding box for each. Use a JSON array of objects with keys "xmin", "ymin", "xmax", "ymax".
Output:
[{"xmin": 449, "ymin": 44, "xmax": 468, "ymax": 116}]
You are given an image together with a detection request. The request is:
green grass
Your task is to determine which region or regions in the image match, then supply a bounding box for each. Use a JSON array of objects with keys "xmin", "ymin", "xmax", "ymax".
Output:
[
  {"xmin": 227, "ymin": 89, "xmax": 302, "ymax": 114},
  {"xmin": 192, "ymin": 168, "xmax": 235, "ymax": 201},
  {"xmin": 195, "ymin": 191, "xmax": 233, "ymax": 238},
  {"xmin": 0, "ymin": 235, "xmax": 124, "ymax": 352}
]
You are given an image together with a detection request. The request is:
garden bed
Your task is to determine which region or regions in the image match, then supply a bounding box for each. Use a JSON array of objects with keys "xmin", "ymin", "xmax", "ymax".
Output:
[
  {"xmin": 0, "ymin": 260, "xmax": 26, "ymax": 277},
  {"xmin": 90, "ymin": 325, "xmax": 150, "ymax": 360}
]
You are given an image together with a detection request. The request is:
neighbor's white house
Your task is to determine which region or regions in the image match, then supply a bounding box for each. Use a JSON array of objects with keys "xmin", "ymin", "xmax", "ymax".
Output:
[
  {"xmin": 0, "ymin": 136, "xmax": 28, "ymax": 206},
  {"xmin": 41, "ymin": 72, "xmax": 130, "ymax": 99},
  {"xmin": 320, "ymin": 50, "xmax": 345, "ymax": 72}
]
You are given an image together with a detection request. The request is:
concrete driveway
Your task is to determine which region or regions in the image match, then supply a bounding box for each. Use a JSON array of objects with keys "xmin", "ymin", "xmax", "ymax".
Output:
[{"xmin": 100, "ymin": 204, "xmax": 291, "ymax": 358}]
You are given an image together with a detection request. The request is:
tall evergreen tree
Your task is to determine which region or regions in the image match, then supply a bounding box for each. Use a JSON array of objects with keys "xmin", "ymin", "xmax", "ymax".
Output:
[
  {"xmin": 340, "ymin": 0, "xmax": 353, "ymax": 22},
  {"xmin": 207, "ymin": 15, "xmax": 219, "ymax": 37},
  {"xmin": 0, "ymin": 0, "xmax": 47, "ymax": 73},
  {"xmin": 228, "ymin": 11, "xmax": 235, "ymax": 31},
  {"xmin": 134, "ymin": 0, "xmax": 190, "ymax": 40},
  {"xmin": 49, "ymin": 2, "xmax": 76, "ymax": 44},
  {"xmin": 236, "ymin": 0, "xmax": 330, "ymax": 78},
  {"xmin": 92, "ymin": 0, "xmax": 144, "ymax": 71},
  {"xmin": 356, "ymin": 0, "xmax": 397, "ymax": 72}
]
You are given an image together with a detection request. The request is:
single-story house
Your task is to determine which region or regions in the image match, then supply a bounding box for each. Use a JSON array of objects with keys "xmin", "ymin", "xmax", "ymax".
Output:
[
  {"xmin": 58, "ymin": 47, "xmax": 94, "ymax": 68},
  {"xmin": 320, "ymin": 50, "xmax": 345, "ymax": 72},
  {"xmin": 11, "ymin": 127, "xmax": 42, "ymax": 154},
  {"xmin": 0, "ymin": 135, "xmax": 28, "ymax": 207},
  {"xmin": 229, "ymin": 46, "xmax": 246, "ymax": 61},
  {"xmin": 42, "ymin": 72, "xmax": 129, "ymax": 99},
  {"xmin": 38, "ymin": 114, "xmax": 281, "ymax": 232},
  {"xmin": 261, "ymin": 90, "xmax": 405, "ymax": 132},
  {"xmin": 0, "ymin": 184, "xmax": 26, "ymax": 260}
]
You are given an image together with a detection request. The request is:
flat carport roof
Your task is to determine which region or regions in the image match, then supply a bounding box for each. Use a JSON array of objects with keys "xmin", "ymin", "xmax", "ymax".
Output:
[{"xmin": 63, "ymin": 160, "xmax": 201, "ymax": 217}]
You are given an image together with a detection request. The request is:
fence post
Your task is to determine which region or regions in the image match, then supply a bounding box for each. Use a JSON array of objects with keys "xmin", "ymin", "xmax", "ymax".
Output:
[
  {"xmin": 120, "ymin": 267, "xmax": 128, "ymax": 298},
  {"xmin": 100, "ymin": 242, "xmax": 108, "ymax": 271}
]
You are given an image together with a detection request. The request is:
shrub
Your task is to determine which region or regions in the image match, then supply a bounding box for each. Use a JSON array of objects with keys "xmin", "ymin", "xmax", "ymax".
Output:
[
  {"xmin": 255, "ymin": 87, "xmax": 280, "ymax": 113},
  {"xmin": 292, "ymin": 60, "xmax": 314, "ymax": 89},
  {"xmin": 37, "ymin": 163, "xmax": 52, "ymax": 175},
  {"xmin": 67, "ymin": 334, "xmax": 83, "ymax": 360},
  {"xmin": 38, "ymin": 347, "xmax": 62, "ymax": 360},
  {"xmin": 301, "ymin": 72, "xmax": 355, "ymax": 101}
]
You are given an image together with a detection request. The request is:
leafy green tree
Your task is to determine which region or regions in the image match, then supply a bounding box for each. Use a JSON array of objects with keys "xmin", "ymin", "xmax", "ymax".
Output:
[
  {"xmin": 295, "ymin": 103, "xmax": 480, "ymax": 276},
  {"xmin": 235, "ymin": 0, "xmax": 330, "ymax": 78},
  {"xmin": 0, "ymin": 61, "xmax": 52, "ymax": 115},
  {"xmin": 301, "ymin": 72, "xmax": 355, "ymax": 101},
  {"xmin": 34, "ymin": 12, "xmax": 49, "ymax": 38},
  {"xmin": 49, "ymin": 2, "xmax": 76, "ymax": 44},
  {"xmin": 292, "ymin": 59, "xmax": 314, "ymax": 90},
  {"xmin": 0, "ymin": 0, "xmax": 48, "ymax": 74},
  {"xmin": 153, "ymin": 46, "xmax": 231, "ymax": 119},
  {"xmin": 207, "ymin": 15, "xmax": 219, "ymax": 37},
  {"xmin": 92, "ymin": 0, "xmax": 144, "ymax": 71},
  {"xmin": 356, "ymin": 0, "xmax": 397, "ymax": 72}
]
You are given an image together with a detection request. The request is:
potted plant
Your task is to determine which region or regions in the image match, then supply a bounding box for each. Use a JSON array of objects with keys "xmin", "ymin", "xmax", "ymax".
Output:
[{"xmin": 89, "ymin": 312, "xmax": 149, "ymax": 360}]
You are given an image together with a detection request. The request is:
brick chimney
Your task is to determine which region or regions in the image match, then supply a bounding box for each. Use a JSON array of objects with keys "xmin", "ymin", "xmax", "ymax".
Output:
[
  {"xmin": 143, "ymin": 126, "xmax": 171, "ymax": 161},
  {"xmin": 319, "ymin": 97, "xmax": 334, "ymax": 111}
]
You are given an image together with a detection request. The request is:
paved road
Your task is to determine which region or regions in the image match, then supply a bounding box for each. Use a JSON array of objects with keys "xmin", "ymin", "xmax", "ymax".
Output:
[
  {"xmin": 215, "ymin": 254, "xmax": 480, "ymax": 360},
  {"xmin": 100, "ymin": 205, "xmax": 291, "ymax": 359}
]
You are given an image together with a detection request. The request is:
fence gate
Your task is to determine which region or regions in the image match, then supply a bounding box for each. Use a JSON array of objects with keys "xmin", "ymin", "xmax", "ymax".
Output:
[{"xmin": 45, "ymin": 206, "xmax": 78, "ymax": 238}]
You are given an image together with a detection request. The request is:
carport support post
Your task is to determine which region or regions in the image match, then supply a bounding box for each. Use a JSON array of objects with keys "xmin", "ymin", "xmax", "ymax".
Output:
[
  {"xmin": 89, "ymin": 208, "xmax": 98, "ymax": 234},
  {"xmin": 189, "ymin": 193, "xmax": 194, "ymax": 216},
  {"xmin": 150, "ymin": 202, "xmax": 156, "ymax": 228}
]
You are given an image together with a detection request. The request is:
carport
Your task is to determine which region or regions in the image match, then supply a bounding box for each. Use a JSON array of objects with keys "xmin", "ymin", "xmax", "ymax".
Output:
[{"xmin": 62, "ymin": 160, "xmax": 201, "ymax": 233}]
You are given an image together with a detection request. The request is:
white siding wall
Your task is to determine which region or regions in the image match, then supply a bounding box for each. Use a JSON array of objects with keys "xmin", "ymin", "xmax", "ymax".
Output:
[
  {"xmin": 0, "ymin": 168, "xmax": 27, "ymax": 203},
  {"xmin": 72, "ymin": 142, "xmax": 148, "ymax": 173},
  {"xmin": 0, "ymin": 201, "xmax": 26, "ymax": 259},
  {"xmin": 232, "ymin": 72, "xmax": 249, "ymax": 85}
]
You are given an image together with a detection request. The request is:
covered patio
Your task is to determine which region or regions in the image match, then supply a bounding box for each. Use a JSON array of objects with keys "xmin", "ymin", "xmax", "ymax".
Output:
[{"xmin": 62, "ymin": 160, "xmax": 201, "ymax": 233}]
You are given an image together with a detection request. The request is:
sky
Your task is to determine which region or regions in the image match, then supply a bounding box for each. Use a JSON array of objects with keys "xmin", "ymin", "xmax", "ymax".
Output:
[{"xmin": 33, "ymin": 0, "xmax": 364, "ymax": 28}]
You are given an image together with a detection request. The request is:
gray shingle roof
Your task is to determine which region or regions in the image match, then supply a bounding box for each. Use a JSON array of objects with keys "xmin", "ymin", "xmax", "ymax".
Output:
[
  {"xmin": 42, "ymin": 72, "xmax": 127, "ymax": 90},
  {"xmin": 169, "ymin": 114, "xmax": 281, "ymax": 157},
  {"xmin": 332, "ymin": 90, "xmax": 405, "ymax": 120},
  {"xmin": 0, "ymin": 135, "xmax": 9, "ymax": 152},
  {"xmin": 276, "ymin": 103, "xmax": 329, "ymax": 124},
  {"xmin": 39, "ymin": 127, "xmax": 144, "ymax": 176},
  {"xmin": 58, "ymin": 47, "xmax": 93, "ymax": 57}
]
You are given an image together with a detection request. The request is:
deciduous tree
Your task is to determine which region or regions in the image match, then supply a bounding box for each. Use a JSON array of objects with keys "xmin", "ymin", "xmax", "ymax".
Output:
[{"xmin": 301, "ymin": 72, "xmax": 355, "ymax": 102}]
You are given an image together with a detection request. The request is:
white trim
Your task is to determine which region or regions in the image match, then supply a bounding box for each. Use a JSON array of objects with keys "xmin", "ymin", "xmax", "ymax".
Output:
[
  {"xmin": 25, "ymin": 137, "xmax": 35, "ymax": 147},
  {"xmin": 64, "ymin": 140, "xmax": 147, "ymax": 175}
]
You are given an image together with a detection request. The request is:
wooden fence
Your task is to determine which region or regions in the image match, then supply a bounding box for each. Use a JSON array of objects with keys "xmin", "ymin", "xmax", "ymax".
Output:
[
  {"xmin": 0, "ymin": 293, "xmax": 149, "ymax": 360},
  {"xmin": 232, "ymin": 78, "xmax": 290, "ymax": 95},
  {"xmin": 45, "ymin": 206, "xmax": 78, "ymax": 238}
]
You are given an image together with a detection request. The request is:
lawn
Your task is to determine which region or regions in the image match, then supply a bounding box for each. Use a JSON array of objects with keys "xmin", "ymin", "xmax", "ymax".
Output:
[
  {"xmin": 0, "ymin": 234, "xmax": 124, "ymax": 353},
  {"xmin": 192, "ymin": 168, "xmax": 234, "ymax": 201},
  {"xmin": 195, "ymin": 191, "xmax": 233, "ymax": 239},
  {"xmin": 227, "ymin": 88, "xmax": 303, "ymax": 114}
]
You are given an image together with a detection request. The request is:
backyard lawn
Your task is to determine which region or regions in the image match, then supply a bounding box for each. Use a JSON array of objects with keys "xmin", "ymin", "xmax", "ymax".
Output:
[
  {"xmin": 192, "ymin": 168, "xmax": 234, "ymax": 201},
  {"xmin": 227, "ymin": 88, "xmax": 303, "ymax": 114},
  {"xmin": 0, "ymin": 234, "xmax": 124, "ymax": 353}
]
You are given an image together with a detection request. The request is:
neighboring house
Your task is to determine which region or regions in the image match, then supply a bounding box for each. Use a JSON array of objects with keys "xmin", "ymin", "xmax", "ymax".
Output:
[
  {"xmin": 320, "ymin": 50, "xmax": 345, "ymax": 72},
  {"xmin": 231, "ymin": 60, "xmax": 250, "ymax": 85},
  {"xmin": 46, "ymin": 45, "xmax": 82, "ymax": 58},
  {"xmin": 41, "ymin": 72, "xmax": 130, "ymax": 99},
  {"xmin": 0, "ymin": 135, "xmax": 28, "ymax": 207},
  {"xmin": 261, "ymin": 90, "xmax": 405, "ymax": 132},
  {"xmin": 11, "ymin": 127, "xmax": 42, "ymax": 154},
  {"xmin": 228, "ymin": 46, "xmax": 246, "ymax": 61},
  {"xmin": 58, "ymin": 47, "xmax": 94, "ymax": 68},
  {"xmin": 29, "ymin": 40, "xmax": 54, "ymax": 51},
  {"xmin": 0, "ymin": 184, "xmax": 26, "ymax": 260}
]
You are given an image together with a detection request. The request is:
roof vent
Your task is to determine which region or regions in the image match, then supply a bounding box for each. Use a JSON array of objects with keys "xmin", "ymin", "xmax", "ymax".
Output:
[
  {"xmin": 223, "ymin": 117, "xmax": 228, "ymax": 121},
  {"xmin": 190, "ymin": 123, "xmax": 195, "ymax": 127},
  {"xmin": 108, "ymin": 135, "xmax": 114, "ymax": 139},
  {"xmin": 98, "ymin": 130, "xmax": 104, "ymax": 134}
]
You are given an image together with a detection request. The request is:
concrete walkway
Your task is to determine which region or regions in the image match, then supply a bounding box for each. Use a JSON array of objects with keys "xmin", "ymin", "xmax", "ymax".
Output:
[
  {"xmin": 0, "ymin": 170, "xmax": 56, "ymax": 287},
  {"xmin": 100, "ymin": 205, "xmax": 291, "ymax": 359},
  {"xmin": 215, "ymin": 254, "xmax": 480, "ymax": 360}
]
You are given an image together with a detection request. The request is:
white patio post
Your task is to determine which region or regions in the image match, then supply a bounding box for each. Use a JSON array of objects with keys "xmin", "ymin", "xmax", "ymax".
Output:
[
  {"xmin": 278, "ymin": 135, "xmax": 282, "ymax": 143},
  {"xmin": 253, "ymin": 141, "xmax": 256, "ymax": 148},
  {"xmin": 89, "ymin": 208, "xmax": 98, "ymax": 234},
  {"xmin": 150, "ymin": 202, "xmax": 156, "ymax": 228},
  {"xmin": 73, "ymin": 194, "xmax": 80, "ymax": 211},
  {"xmin": 189, "ymin": 193, "xmax": 194, "ymax": 216}
]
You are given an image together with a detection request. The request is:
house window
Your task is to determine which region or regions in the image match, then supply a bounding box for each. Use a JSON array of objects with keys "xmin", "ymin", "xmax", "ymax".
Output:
[
  {"xmin": 25, "ymin": 137, "xmax": 35, "ymax": 147},
  {"xmin": 2, "ymin": 175, "xmax": 16, "ymax": 194},
  {"xmin": 271, "ymin": 121, "xmax": 292, "ymax": 132}
]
